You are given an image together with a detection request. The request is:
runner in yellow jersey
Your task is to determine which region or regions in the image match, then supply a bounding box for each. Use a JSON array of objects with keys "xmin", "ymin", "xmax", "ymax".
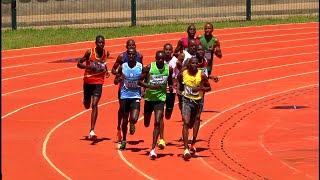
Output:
[{"xmin": 177, "ymin": 57, "xmax": 211, "ymax": 160}]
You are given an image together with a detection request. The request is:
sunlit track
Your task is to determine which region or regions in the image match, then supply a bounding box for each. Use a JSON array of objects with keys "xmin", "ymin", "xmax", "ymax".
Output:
[
  {"xmin": 2, "ymin": 25, "xmax": 317, "ymax": 59},
  {"xmin": 3, "ymin": 22, "xmax": 317, "ymax": 54},
  {"xmin": 3, "ymin": 23, "xmax": 318, "ymax": 180},
  {"xmin": 2, "ymin": 35, "xmax": 317, "ymax": 75},
  {"xmin": 2, "ymin": 25, "xmax": 318, "ymax": 61}
]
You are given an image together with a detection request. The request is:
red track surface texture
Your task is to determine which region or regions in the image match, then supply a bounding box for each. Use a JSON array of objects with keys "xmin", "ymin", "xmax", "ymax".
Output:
[{"xmin": 2, "ymin": 22, "xmax": 319, "ymax": 180}]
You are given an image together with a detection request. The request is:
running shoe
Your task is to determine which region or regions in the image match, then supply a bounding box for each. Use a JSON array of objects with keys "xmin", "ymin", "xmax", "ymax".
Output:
[
  {"xmin": 117, "ymin": 130, "xmax": 122, "ymax": 142},
  {"xmin": 190, "ymin": 144, "xmax": 197, "ymax": 155},
  {"xmin": 88, "ymin": 130, "xmax": 97, "ymax": 139},
  {"xmin": 129, "ymin": 122, "xmax": 135, "ymax": 135},
  {"xmin": 158, "ymin": 139, "xmax": 166, "ymax": 149},
  {"xmin": 119, "ymin": 141, "xmax": 126, "ymax": 150},
  {"xmin": 149, "ymin": 149, "xmax": 157, "ymax": 160},
  {"xmin": 183, "ymin": 149, "xmax": 191, "ymax": 160}
]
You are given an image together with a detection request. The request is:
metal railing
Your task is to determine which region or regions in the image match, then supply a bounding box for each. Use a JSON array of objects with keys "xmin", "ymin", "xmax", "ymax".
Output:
[{"xmin": 1, "ymin": 0, "xmax": 318, "ymax": 30}]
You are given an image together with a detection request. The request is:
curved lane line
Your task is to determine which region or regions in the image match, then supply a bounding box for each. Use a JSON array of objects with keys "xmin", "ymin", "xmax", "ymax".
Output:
[{"xmin": 198, "ymin": 84, "xmax": 318, "ymax": 177}]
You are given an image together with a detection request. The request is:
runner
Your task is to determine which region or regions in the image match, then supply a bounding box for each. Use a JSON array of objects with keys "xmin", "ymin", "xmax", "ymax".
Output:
[
  {"xmin": 163, "ymin": 43, "xmax": 182, "ymax": 119},
  {"xmin": 77, "ymin": 35, "xmax": 110, "ymax": 139},
  {"xmin": 198, "ymin": 22, "xmax": 222, "ymax": 77},
  {"xmin": 111, "ymin": 39, "xmax": 143, "ymax": 142},
  {"xmin": 177, "ymin": 57, "xmax": 211, "ymax": 160},
  {"xmin": 113, "ymin": 48, "xmax": 143, "ymax": 150},
  {"xmin": 139, "ymin": 50, "xmax": 173, "ymax": 159},
  {"xmin": 174, "ymin": 24, "xmax": 200, "ymax": 56}
]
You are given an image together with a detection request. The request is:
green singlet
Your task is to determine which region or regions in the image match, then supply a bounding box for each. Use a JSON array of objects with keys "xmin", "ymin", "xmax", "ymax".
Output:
[{"xmin": 144, "ymin": 62, "xmax": 169, "ymax": 102}]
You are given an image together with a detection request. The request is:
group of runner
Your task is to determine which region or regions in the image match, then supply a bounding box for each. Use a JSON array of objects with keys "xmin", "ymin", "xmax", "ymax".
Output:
[{"xmin": 77, "ymin": 22, "xmax": 222, "ymax": 160}]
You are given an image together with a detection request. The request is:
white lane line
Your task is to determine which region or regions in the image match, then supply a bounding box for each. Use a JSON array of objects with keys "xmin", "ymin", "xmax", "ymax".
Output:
[
  {"xmin": 42, "ymin": 71, "xmax": 317, "ymax": 179},
  {"xmin": 4, "ymin": 22, "xmax": 317, "ymax": 52},
  {"xmin": 2, "ymin": 29, "xmax": 318, "ymax": 60},
  {"xmin": 198, "ymin": 84, "xmax": 318, "ymax": 177}
]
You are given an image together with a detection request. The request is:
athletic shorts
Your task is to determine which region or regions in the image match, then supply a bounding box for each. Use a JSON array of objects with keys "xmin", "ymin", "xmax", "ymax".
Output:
[
  {"xmin": 165, "ymin": 92, "xmax": 176, "ymax": 111},
  {"xmin": 144, "ymin": 100, "xmax": 165, "ymax": 114},
  {"xmin": 181, "ymin": 96, "xmax": 203, "ymax": 124},
  {"xmin": 83, "ymin": 83, "xmax": 103, "ymax": 102},
  {"xmin": 119, "ymin": 98, "xmax": 140, "ymax": 114}
]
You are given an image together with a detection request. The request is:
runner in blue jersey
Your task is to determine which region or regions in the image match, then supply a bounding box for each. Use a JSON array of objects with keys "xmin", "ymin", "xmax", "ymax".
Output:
[
  {"xmin": 112, "ymin": 39, "xmax": 143, "ymax": 142},
  {"xmin": 114, "ymin": 48, "xmax": 143, "ymax": 150}
]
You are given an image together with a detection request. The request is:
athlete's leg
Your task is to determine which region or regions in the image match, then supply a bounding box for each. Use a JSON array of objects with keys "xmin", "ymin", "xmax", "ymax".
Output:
[
  {"xmin": 143, "ymin": 101, "xmax": 153, "ymax": 127},
  {"xmin": 165, "ymin": 92, "xmax": 176, "ymax": 119},
  {"xmin": 181, "ymin": 97, "xmax": 191, "ymax": 150},
  {"xmin": 90, "ymin": 95, "xmax": 100, "ymax": 131},
  {"xmin": 83, "ymin": 83, "xmax": 92, "ymax": 109},
  {"xmin": 152, "ymin": 102, "xmax": 165, "ymax": 149},
  {"xmin": 128, "ymin": 99, "xmax": 140, "ymax": 135},
  {"xmin": 119, "ymin": 100, "xmax": 130, "ymax": 150}
]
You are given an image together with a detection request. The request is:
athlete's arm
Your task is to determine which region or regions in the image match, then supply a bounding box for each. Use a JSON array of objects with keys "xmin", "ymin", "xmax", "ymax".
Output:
[
  {"xmin": 77, "ymin": 49, "xmax": 91, "ymax": 69},
  {"xmin": 168, "ymin": 67, "xmax": 174, "ymax": 92},
  {"xmin": 174, "ymin": 39, "xmax": 183, "ymax": 56},
  {"xmin": 138, "ymin": 65, "xmax": 150, "ymax": 88},
  {"xmin": 114, "ymin": 66, "xmax": 123, "ymax": 85},
  {"xmin": 213, "ymin": 39, "xmax": 222, "ymax": 58},
  {"xmin": 139, "ymin": 52, "xmax": 144, "ymax": 66},
  {"xmin": 111, "ymin": 53, "xmax": 124, "ymax": 75},
  {"xmin": 200, "ymin": 73, "xmax": 211, "ymax": 92}
]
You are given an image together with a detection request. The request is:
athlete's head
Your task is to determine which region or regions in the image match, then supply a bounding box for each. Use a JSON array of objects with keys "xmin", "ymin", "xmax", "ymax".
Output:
[
  {"xmin": 188, "ymin": 39, "xmax": 197, "ymax": 54},
  {"xmin": 187, "ymin": 24, "xmax": 196, "ymax": 38},
  {"xmin": 155, "ymin": 50, "xmax": 165, "ymax": 67},
  {"xmin": 187, "ymin": 57, "xmax": 198, "ymax": 73},
  {"xmin": 127, "ymin": 47, "xmax": 137, "ymax": 62},
  {"xmin": 204, "ymin": 22, "xmax": 214, "ymax": 36},
  {"xmin": 163, "ymin": 43, "xmax": 173, "ymax": 59},
  {"xmin": 126, "ymin": 39, "xmax": 136, "ymax": 50},
  {"xmin": 95, "ymin": 35, "xmax": 105, "ymax": 50},
  {"xmin": 196, "ymin": 44, "xmax": 205, "ymax": 59}
]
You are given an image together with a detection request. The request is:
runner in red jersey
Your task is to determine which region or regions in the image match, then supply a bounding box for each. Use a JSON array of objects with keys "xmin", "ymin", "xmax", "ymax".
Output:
[
  {"xmin": 77, "ymin": 35, "xmax": 110, "ymax": 139},
  {"xmin": 174, "ymin": 24, "xmax": 200, "ymax": 56}
]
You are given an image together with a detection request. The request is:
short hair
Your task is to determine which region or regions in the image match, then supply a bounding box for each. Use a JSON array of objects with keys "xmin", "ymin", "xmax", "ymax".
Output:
[
  {"xmin": 204, "ymin": 22, "xmax": 213, "ymax": 28},
  {"xmin": 163, "ymin": 43, "xmax": 173, "ymax": 49},
  {"xmin": 187, "ymin": 24, "xmax": 196, "ymax": 31},
  {"xmin": 95, "ymin": 35, "xmax": 105, "ymax": 42}
]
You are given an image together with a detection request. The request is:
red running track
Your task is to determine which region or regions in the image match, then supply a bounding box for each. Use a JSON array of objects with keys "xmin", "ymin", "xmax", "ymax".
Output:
[{"xmin": 2, "ymin": 22, "xmax": 319, "ymax": 180}]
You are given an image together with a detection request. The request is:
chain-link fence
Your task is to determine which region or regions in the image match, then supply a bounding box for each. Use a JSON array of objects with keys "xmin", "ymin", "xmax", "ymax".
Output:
[{"xmin": 1, "ymin": 0, "xmax": 318, "ymax": 29}]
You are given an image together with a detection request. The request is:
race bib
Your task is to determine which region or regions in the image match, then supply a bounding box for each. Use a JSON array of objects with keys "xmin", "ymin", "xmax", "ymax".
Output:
[
  {"xmin": 184, "ymin": 85, "xmax": 199, "ymax": 96},
  {"xmin": 92, "ymin": 61, "xmax": 106, "ymax": 73},
  {"xmin": 124, "ymin": 79, "xmax": 139, "ymax": 88},
  {"xmin": 149, "ymin": 75, "xmax": 168, "ymax": 86}
]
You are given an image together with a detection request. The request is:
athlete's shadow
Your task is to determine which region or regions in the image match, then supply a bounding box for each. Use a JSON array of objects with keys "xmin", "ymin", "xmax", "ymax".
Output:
[
  {"xmin": 202, "ymin": 110, "xmax": 220, "ymax": 113},
  {"xmin": 126, "ymin": 147, "xmax": 148, "ymax": 152},
  {"xmin": 141, "ymin": 151, "xmax": 174, "ymax": 159},
  {"xmin": 80, "ymin": 136, "xmax": 110, "ymax": 145},
  {"xmin": 127, "ymin": 139, "xmax": 144, "ymax": 145}
]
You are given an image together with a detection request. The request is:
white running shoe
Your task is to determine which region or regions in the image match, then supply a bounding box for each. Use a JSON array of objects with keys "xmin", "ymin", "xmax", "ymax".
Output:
[
  {"xmin": 149, "ymin": 149, "xmax": 157, "ymax": 160},
  {"xmin": 183, "ymin": 149, "xmax": 191, "ymax": 160},
  {"xmin": 88, "ymin": 130, "xmax": 97, "ymax": 139}
]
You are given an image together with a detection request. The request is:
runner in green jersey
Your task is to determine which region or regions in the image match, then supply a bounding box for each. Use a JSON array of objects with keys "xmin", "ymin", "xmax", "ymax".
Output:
[
  {"xmin": 139, "ymin": 50, "xmax": 173, "ymax": 159},
  {"xmin": 198, "ymin": 22, "xmax": 222, "ymax": 76}
]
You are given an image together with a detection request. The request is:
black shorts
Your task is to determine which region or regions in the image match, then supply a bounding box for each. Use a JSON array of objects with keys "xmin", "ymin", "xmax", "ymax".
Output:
[
  {"xmin": 144, "ymin": 100, "xmax": 165, "ymax": 114},
  {"xmin": 120, "ymin": 98, "xmax": 140, "ymax": 114},
  {"xmin": 165, "ymin": 92, "xmax": 176, "ymax": 111},
  {"xmin": 83, "ymin": 83, "xmax": 103, "ymax": 102}
]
